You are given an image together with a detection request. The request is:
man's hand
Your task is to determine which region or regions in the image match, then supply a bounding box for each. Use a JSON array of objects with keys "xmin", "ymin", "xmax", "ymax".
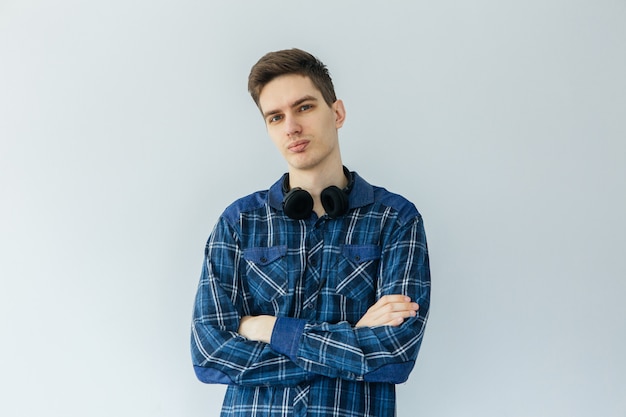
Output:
[
  {"xmin": 238, "ymin": 315, "xmax": 277, "ymax": 343},
  {"xmin": 355, "ymin": 295, "xmax": 419, "ymax": 328}
]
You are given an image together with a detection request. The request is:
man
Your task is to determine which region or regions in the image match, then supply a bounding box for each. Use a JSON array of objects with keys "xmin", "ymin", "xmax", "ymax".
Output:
[{"xmin": 191, "ymin": 48, "xmax": 430, "ymax": 417}]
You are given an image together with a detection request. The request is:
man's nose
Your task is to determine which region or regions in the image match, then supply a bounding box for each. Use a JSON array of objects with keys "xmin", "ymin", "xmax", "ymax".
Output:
[{"xmin": 284, "ymin": 115, "xmax": 302, "ymax": 136}]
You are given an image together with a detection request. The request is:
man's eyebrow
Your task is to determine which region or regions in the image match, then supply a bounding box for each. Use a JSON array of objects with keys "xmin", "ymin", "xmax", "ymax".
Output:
[
  {"xmin": 262, "ymin": 95, "xmax": 318, "ymax": 119},
  {"xmin": 291, "ymin": 95, "xmax": 318, "ymax": 108}
]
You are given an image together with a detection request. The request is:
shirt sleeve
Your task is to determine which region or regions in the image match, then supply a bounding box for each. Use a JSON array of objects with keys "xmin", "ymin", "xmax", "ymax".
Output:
[
  {"xmin": 190, "ymin": 217, "xmax": 314, "ymax": 387},
  {"xmin": 269, "ymin": 216, "xmax": 431, "ymax": 384}
]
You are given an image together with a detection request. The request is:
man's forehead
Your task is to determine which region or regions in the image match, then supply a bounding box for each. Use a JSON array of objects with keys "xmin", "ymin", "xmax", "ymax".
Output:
[{"xmin": 258, "ymin": 74, "xmax": 322, "ymax": 111}]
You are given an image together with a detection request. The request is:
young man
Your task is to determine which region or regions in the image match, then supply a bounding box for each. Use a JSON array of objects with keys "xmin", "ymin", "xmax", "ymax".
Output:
[{"xmin": 191, "ymin": 48, "xmax": 430, "ymax": 417}]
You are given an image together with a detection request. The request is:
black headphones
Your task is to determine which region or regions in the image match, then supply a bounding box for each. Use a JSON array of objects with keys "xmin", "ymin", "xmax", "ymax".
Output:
[{"xmin": 282, "ymin": 166, "xmax": 354, "ymax": 220}]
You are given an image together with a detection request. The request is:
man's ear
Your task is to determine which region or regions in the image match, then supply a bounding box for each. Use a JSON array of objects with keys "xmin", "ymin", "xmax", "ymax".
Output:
[{"xmin": 333, "ymin": 99, "xmax": 346, "ymax": 128}]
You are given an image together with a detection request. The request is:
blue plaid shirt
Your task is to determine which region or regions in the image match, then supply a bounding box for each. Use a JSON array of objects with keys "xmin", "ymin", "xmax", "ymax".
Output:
[{"xmin": 191, "ymin": 171, "xmax": 430, "ymax": 417}]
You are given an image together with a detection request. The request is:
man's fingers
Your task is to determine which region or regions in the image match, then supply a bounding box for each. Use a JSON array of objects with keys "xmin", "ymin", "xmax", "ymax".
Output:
[
  {"xmin": 355, "ymin": 294, "xmax": 420, "ymax": 328},
  {"xmin": 356, "ymin": 299, "xmax": 419, "ymax": 328},
  {"xmin": 375, "ymin": 295, "xmax": 419, "ymax": 309},
  {"xmin": 377, "ymin": 311, "xmax": 415, "ymax": 327},
  {"xmin": 378, "ymin": 294, "xmax": 412, "ymax": 304},
  {"xmin": 370, "ymin": 299, "xmax": 419, "ymax": 315}
]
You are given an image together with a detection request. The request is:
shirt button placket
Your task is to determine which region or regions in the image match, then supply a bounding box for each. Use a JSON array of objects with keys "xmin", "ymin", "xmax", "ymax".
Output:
[{"xmin": 304, "ymin": 228, "xmax": 323, "ymax": 319}]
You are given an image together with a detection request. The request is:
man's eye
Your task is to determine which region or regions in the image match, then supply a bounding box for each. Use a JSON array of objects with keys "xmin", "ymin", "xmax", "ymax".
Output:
[
  {"xmin": 299, "ymin": 104, "xmax": 312, "ymax": 112},
  {"xmin": 269, "ymin": 115, "xmax": 282, "ymax": 123}
]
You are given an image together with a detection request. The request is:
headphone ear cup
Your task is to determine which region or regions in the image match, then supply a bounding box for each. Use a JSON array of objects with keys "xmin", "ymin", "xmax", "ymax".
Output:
[
  {"xmin": 321, "ymin": 186, "xmax": 349, "ymax": 219},
  {"xmin": 283, "ymin": 188, "xmax": 314, "ymax": 220}
]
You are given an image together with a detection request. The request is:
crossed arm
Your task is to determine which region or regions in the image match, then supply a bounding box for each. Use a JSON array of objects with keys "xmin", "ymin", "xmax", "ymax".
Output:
[
  {"xmin": 238, "ymin": 295, "xmax": 420, "ymax": 343},
  {"xmin": 192, "ymin": 214, "xmax": 430, "ymax": 386}
]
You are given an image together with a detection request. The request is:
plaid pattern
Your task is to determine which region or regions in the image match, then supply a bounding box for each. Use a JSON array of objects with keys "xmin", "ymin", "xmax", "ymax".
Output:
[{"xmin": 191, "ymin": 172, "xmax": 430, "ymax": 417}]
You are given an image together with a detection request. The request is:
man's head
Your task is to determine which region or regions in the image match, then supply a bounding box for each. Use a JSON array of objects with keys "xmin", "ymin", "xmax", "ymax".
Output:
[
  {"xmin": 249, "ymin": 50, "xmax": 346, "ymax": 175},
  {"xmin": 248, "ymin": 48, "xmax": 337, "ymax": 111}
]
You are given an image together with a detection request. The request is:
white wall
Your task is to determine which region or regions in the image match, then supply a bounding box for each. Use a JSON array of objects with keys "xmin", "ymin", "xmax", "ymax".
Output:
[{"xmin": 1, "ymin": 1, "xmax": 625, "ymax": 416}]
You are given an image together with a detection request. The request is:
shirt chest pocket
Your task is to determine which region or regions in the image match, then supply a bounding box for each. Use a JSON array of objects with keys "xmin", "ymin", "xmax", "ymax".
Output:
[
  {"xmin": 242, "ymin": 246, "xmax": 288, "ymax": 303},
  {"xmin": 334, "ymin": 244, "xmax": 381, "ymax": 301}
]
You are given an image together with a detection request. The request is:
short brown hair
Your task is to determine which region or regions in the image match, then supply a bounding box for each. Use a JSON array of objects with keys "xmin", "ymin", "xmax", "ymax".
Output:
[{"xmin": 248, "ymin": 48, "xmax": 337, "ymax": 109}]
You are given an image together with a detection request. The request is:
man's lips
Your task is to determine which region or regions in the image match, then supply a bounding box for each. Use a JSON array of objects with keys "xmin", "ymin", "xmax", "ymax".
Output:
[{"xmin": 288, "ymin": 140, "xmax": 309, "ymax": 153}]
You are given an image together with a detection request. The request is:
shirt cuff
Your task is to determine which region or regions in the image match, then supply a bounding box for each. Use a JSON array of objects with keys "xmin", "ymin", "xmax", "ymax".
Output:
[{"xmin": 270, "ymin": 317, "xmax": 306, "ymax": 362}]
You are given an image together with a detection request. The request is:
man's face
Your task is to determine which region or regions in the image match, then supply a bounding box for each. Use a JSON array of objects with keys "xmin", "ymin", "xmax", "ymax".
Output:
[{"xmin": 258, "ymin": 74, "xmax": 345, "ymax": 172}]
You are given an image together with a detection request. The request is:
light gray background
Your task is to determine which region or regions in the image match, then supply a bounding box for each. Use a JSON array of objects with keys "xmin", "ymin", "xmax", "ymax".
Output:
[{"xmin": 1, "ymin": 1, "xmax": 625, "ymax": 416}]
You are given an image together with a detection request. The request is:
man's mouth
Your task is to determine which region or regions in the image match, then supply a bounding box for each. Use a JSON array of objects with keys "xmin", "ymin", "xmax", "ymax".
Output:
[{"xmin": 288, "ymin": 140, "xmax": 309, "ymax": 153}]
